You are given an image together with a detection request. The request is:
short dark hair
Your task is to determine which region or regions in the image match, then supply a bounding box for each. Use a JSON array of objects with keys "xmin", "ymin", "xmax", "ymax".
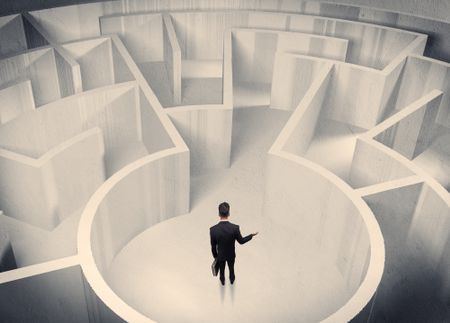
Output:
[{"xmin": 218, "ymin": 202, "xmax": 230, "ymax": 217}]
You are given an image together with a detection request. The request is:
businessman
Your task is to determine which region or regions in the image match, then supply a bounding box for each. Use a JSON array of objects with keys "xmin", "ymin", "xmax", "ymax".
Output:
[{"xmin": 210, "ymin": 202, "xmax": 258, "ymax": 285}]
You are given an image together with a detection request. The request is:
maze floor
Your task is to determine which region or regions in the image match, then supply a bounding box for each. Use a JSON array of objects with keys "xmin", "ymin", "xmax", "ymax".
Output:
[{"xmin": 106, "ymin": 107, "xmax": 350, "ymax": 322}]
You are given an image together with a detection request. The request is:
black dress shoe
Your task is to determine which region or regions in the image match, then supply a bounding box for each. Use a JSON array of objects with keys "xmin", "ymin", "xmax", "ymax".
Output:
[
  {"xmin": 230, "ymin": 277, "xmax": 235, "ymax": 284},
  {"xmin": 220, "ymin": 278, "xmax": 225, "ymax": 285}
]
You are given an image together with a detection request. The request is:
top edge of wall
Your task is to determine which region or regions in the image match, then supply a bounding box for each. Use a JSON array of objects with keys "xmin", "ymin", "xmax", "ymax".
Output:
[{"xmin": 0, "ymin": 0, "xmax": 449, "ymax": 24}]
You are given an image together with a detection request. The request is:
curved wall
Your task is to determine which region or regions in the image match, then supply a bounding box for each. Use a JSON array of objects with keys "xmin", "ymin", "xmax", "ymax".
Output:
[
  {"xmin": 1, "ymin": 0, "xmax": 449, "ymax": 24},
  {"xmin": 316, "ymin": 0, "xmax": 450, "ymax": 23},
  {"xmin": 78, "ymin": 148, "xmax": 189, "ymax": 321},
  {"xmin": 78, "ymin": 144, "xmax": 383, "ymax": 322},
  {"xmin": 264, "ymin": 152, "xmax": 384, "ymax": 322}
]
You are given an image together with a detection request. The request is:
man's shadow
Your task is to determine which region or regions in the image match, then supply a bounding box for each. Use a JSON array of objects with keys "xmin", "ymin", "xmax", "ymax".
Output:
[
  {"xmin": 229, "ymin": 283, "xmax": 235, "ymax": 304},
  {"xmin": 218, "ymin": 281, "xmax": 236, "ymax": 304},
  {"xmin": 220, "ymin": 282, "xmax": 225, "ymax": 303}
]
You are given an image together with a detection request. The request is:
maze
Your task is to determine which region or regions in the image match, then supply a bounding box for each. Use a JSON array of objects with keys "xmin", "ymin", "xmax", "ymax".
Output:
[{"xmin": 0, "ymin": 1, "xmax": 449, "ymax": 322}]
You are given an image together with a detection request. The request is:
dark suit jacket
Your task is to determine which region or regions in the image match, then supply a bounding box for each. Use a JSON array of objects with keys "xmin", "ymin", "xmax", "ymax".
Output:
[{"xmin": 210, "ymin": 221, "xmax": 252, "ymax": 261}]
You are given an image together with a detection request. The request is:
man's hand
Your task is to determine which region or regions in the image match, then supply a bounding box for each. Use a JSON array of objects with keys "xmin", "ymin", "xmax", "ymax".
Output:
[{"xmin": 252, "ymin": 232, "xmax": 259, "ymax": 237}]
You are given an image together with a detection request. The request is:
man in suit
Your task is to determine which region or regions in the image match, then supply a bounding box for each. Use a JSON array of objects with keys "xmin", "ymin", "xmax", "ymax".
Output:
[{"xmin": 210, "ymin": 202, "xmax": 258, "ymax": 285}]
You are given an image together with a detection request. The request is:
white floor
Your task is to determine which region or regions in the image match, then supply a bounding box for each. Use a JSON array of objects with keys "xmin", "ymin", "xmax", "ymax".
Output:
[
  {"xmin": 181, "ymin": 78, "xmax": 223, "ymax": 106},
  {"xmin": 106, "ymin": 107, "xmax": 352, "ymax": 323},
  {"xmin": 305, "ymin": 119, "xmax": 365, "ymax": 183},
  {"xmin": 139, "ymin": 62, "xmax": 224, "ymax": 107},
  {"xmin": 233, "ymin": 83, "xmax": 271, "ymax": 108}
]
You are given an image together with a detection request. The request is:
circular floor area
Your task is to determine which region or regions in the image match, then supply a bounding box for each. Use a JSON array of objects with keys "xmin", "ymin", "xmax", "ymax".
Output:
[{"xmin": 105, "ymin": 108, "xmax": 359, "ymax": 322}]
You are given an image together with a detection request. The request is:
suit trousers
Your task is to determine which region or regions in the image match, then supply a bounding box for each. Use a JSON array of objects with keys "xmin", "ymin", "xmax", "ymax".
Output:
[{"xmin": 217, "ymin": 258, "xmax": 235, "ymax": 281}]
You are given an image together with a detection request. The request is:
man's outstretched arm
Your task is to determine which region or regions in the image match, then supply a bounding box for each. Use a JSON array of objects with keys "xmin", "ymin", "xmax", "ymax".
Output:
[
  {"xmin": 210, "ymin": 228, "xmax": 218, "ymax": 258},
  {"xmin": 235, "ymin": 225, "xmax": 256, "ymax": 244}
]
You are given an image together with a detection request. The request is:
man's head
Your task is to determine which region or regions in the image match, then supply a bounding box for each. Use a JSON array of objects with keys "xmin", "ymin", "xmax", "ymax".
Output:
[{"xmin": 218, "ymin": 202, "xmax": 230, "ymax": 218}]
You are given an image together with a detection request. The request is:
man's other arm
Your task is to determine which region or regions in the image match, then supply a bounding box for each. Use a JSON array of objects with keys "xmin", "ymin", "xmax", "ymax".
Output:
[
  {"xmin": 235, "ymin": 225, "xmax": 253, "ymax": 244},
  {"xmin": 210, "ymin": 228, "xmax": 218, "ymax": 258}
]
